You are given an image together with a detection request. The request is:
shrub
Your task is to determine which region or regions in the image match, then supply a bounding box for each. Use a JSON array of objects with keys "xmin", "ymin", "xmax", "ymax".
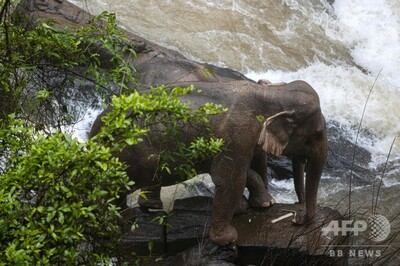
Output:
[{"xmin": 0, "ymin": 115, "xmax": 132, "ymax": 264}]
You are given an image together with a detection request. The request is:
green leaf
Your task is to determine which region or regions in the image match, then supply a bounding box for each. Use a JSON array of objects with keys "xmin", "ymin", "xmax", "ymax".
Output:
[
  {"xmin": 35, "ymin": 89, "xmax": 50, "ymax": 100},
  {"xmin": 58, "ymin": 213, "xmax": 64, "ymax": 225}
]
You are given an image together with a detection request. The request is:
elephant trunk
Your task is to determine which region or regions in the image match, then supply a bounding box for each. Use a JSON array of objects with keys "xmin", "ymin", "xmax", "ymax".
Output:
[{"xmin": 304, "ymin": 119, "xmax": 328, "ymax": 221}]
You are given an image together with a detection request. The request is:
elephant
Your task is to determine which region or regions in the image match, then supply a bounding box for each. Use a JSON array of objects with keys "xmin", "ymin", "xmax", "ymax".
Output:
[{"xmin": 89, "ymin": 79, "xmax": 328, "ymax": 246}]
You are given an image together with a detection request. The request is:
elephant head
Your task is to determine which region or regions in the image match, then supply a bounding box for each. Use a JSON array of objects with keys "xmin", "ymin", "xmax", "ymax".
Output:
[{"xmin": 257, "ymin": 101, "xmax": 327, "ymax": 219}]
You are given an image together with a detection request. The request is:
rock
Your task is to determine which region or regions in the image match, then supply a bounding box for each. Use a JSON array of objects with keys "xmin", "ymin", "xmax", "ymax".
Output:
[
  {"xmin": 120, "ymin": 207, "xmax": 167, "ymax": 256},
  {"xmin": 267, "ymin": 155, "xmax": 293, "ymax": 181},
  {"xmin": 232, "ymin": 204, "xmax": 345, "ymax": 265},
  {"xmin": 164, "ymin": 196, "xmax": 346, "ymax": 265},
  {"xmin": 325, "ymin": 121, "xmax": 376, "ymax": 186},
  {"xmin": 264, "ymin": 120, "xmax": 375, "ymax": 185},
  {"xmin": 170, "ymin": 241, "xmax": 238, "ymax": 266},
  {"xmin": 15, "ymin": 0, "xmax": 92, "ymax": 30},
  {"xmin": 327, "ymin": 0, "xmax": 335, "ymax": 6},
  {"xmin": 167, "ymin": 196, "xmax": 213, "ymax": 255},
  {"xmin": 134, "ymin": 57, "xmax": 252, "ymax": 89}
]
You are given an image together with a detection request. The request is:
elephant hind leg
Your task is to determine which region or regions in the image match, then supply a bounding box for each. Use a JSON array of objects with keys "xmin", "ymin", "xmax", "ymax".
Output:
[
  {"xmin": 138, "ymin": 185, "xmax": 163, "ymax": 209},
  {"xmin": 246, "ymin": 169, "xmax": 275, "ymax": 208}
]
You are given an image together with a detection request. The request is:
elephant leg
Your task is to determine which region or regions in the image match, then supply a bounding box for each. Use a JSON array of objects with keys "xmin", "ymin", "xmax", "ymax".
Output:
[
  {"xmin": 251, "ymin": 153, "xmax": 272, "ymax": 195},
  {"xmin": 246, "ymin": 168, "xmax": 275, "ymax": 208},
  {"xmin": 292, "ymin": 158, "xmax": 305, "ymax": 204},
  {"xmin": 209, "ymin": 155, "xmax": 248, "ymax": 246},
  {"xmin": 138, "ymin": 185, "xmax": 163, "ymax": 209}
]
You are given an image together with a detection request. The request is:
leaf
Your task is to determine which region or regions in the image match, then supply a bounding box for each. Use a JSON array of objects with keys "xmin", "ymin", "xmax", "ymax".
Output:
[
  {"xmin": 125, "ymin": 137, "xmax": 137, "ymax": 145},
  {"xmin": 58, "ymin": 213, "xmax": 64, "ymax": 225},
  {"xmin": 148, "ymin": 240, "xmax": 154, "ymax": 252},
  {"xmin": 35, "ymin": 90, "xmax": 50, "ymax": 100}
]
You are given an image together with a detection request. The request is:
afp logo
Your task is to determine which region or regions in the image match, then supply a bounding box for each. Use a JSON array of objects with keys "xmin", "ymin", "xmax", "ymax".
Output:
[{"xmin": 321, "ymin": 215, "xmax": 391, "ymax": 242}]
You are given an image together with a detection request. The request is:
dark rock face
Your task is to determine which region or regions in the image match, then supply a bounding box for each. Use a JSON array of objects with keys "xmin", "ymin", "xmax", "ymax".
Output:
[
  {"xmin": 120, "ymin": 207, "xmax": 167, "ymax": 256},
  {"xmin": 167, "ymin": 196, "xmax": 213, "ymax": 255},
  {"xmin": 325, "ymin": 121, "xmax": 375, "ymax": 186},
  {"xmin": 15, "ymin": 0, "xmax": 92, "ymax": 29},
  {"xmin": 267, "ymin": 120, "xmax": 375, "ymax": 185},
  {"xmin": 133, "ymin": 56, "xmax": 252, "ymax": 90},
  {"xmin": 170, "ymin": 241, "xmax": 238, "ymax": 266}
]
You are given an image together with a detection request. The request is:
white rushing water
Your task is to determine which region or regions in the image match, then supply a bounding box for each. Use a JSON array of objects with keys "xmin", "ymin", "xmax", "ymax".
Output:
[{"xmin": 69, "ymin": 0, "xmax": 400, "ymax": 226}]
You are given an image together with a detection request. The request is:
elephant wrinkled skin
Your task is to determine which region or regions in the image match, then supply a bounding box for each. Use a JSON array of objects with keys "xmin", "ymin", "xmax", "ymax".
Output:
[{"xmin": 89, "ymin": 79, "xmax": 328, "ymax": 246}]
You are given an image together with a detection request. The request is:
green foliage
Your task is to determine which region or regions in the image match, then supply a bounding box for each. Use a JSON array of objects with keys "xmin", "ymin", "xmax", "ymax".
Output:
[
  {"xmin": 200, "ymin": 66, "xmax": 216, "ymax": 81},
  {"xmin": 0, "ymin": 115, "xmax": 132, "ymax": 265},
  {"xmin": 0, "ymin": 6, "xmax": 136, "ymax": 129},
  {"xmin": 256, "ymin": 114, "xmax": 266, "ymax": 123},
  {"xmin": 94, "ymin": 85, "xmax": 226, "ymax": 179},
  {"xmin": 0, "ymin": 4, "xmax": 139, "ymax": 263}
]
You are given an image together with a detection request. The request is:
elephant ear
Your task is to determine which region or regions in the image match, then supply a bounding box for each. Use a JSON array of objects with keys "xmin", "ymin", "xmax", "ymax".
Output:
[{"xmin": 257, "ymin": 110, "xmax": 296, "ymax": 156}]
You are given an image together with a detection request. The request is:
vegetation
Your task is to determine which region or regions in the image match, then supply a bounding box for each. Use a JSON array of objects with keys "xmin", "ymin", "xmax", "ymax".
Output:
[
  {"xmin": 0, "ymin": 1, "xmax": 224, "ymax": 264},
  {"xmin": 0, "ymin": 116, "xmax": 131, "ymax": 264}
]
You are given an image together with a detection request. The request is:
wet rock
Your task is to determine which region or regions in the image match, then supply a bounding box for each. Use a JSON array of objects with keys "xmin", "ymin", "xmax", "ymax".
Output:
[
  {"xmin": 134, "ymin": 57, "xmax": 251, "ymax": 89},
  {"xmin": 15, "ymin": 0, "xmax": 91, "ymax": 29},
  {"xmin": 170, "ymin": 241, "xmax": 238, "ymax": 266},
  {"xmin": 325, "ymin": 121, "xmax": 376, "ymax": 186},
  {"xmin": 164, "ymin": 197, "xmax": 347, "ymax": 265},
  {"xmin": 325, "ymin": 121, "xmax": 372, "ymax": 170},
  {"xmin": 327, "ymin": 0, "xmax": 335, "ymax": 6},
  {"xmin": 264, "ymin": 120, "xmax": 375, "ymax": 186},
  {"xmin": 122, "ymin": 196, "xmax": 347, "ymax": 264},
  {"xmin": 267, "ymin": 155, "xmax": 293, "ymax": 181},
  {"xmin": 166, "ymin": 196, "xmax": 213, "ymax": 255},
  {"xmin": 120, "ymin": 207, "xmax": 167, "ymax": 256},
  {"xmin": 232, "ymin": 203, "xmax": 345, "ymax": 265}
]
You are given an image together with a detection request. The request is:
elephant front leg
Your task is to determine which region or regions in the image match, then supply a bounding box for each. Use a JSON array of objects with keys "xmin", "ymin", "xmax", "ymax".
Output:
[
  {"xmin": 292, "ymin": 158, "xmax": 305, "ymax": 204},
  {"xmin": 209, "ymin": 156, "xmax": 248, "ymax": 246}
]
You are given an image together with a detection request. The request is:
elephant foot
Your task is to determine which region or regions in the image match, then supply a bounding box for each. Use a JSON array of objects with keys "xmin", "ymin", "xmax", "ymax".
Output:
[
  {"xmin": 246, "ymin": 169, "xmax": 275, "ymax": 208},
  {"xmin": 209, "ymin": 224, "xmax": 238, "ymax": 246},
  {"xmin": 293, "ymin": 210, "xmax": 312, "ymax": 225},
  {"xmin": 248, "ymin": 191, "xmax": 276, "ymax": 208}
]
